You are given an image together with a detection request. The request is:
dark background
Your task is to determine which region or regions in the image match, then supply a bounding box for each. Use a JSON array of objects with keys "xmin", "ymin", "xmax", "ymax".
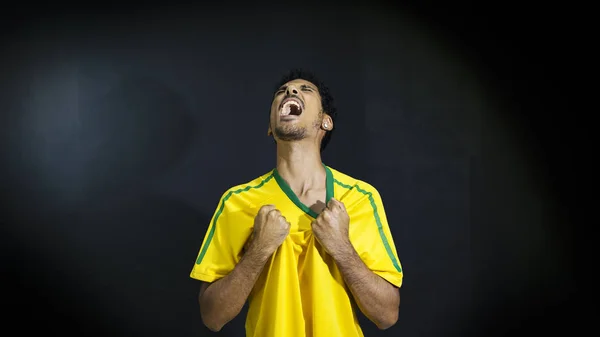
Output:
[{"xmin": 0, "ymin": 1, "xmax": 584, "ymax": 336}]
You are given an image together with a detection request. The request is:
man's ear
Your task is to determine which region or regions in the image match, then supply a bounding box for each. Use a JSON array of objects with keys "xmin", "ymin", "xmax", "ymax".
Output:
[
  {"xmin": 267, "ymin": 126, "xmax": 272, "ymax": 136},
  {"xmin": 321, "ymin": 113, "xmax": 333, "ymax": 131}
]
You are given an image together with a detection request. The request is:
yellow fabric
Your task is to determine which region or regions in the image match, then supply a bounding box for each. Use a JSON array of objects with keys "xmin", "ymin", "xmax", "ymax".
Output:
[{"xmin": 190, "ymin": 165, "xmax": 403, "ymax": 337}]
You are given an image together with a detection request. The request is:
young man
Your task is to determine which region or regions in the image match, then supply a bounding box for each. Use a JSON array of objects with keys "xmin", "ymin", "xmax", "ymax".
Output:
[{"xmin": 190, "ymin": 69, "xmax": 403, "ymax": 337}]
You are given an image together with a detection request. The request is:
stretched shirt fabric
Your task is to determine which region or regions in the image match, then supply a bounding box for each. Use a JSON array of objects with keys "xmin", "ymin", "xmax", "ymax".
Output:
[{"xmin": 190, "ymin": 165, "xmax": 403, "ymax": 337}]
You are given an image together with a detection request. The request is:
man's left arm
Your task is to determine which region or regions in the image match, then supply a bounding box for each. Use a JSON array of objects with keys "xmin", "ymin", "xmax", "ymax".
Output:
[{"xmin": 311, "ymin": 193, "xmax": 403, "ymax": 330}]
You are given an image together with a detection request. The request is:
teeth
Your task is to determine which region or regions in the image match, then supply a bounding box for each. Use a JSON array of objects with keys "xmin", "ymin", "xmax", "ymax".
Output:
[{"xmin": 279, "ymin": 100, "xmax": 301, "ymax": 116}]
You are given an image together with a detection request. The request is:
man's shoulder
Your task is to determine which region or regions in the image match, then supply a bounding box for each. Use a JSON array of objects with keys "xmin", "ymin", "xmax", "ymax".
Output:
[
  {"xmin": 327, "ymin": 166, "xmax": 380, "ymax": 195},
  {"xmin": 216, "ymin": 170, "xmax": 277, "ymax": 205}
]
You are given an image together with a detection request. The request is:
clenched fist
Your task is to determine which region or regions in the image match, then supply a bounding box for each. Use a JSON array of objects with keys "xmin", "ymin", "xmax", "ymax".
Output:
[
  {"xmin": 248, "ymin": 205, "xmax": 291, "ymax": 257},
  {"xmin": 311, "ymin": 198, "xmax": 352, "ymax": 258}
]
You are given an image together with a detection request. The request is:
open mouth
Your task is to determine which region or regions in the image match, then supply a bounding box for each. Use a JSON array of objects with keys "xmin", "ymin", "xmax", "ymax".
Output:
[{"xmin": 279, "ymin": 97, "xmax": 304, "ymax": 117}]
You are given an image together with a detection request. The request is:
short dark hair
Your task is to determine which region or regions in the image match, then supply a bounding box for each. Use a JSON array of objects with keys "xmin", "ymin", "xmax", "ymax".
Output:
[{"xmin": 274, "ymin": 68, "xmax": 337, "ymax": 152}]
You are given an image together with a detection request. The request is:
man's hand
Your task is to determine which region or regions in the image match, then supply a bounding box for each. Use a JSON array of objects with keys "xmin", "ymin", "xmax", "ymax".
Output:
[
  {"xmin": 311, "ymin": 198, "xmax": 352, "ymax": 258},
  {"xmin": 199, "ymin": 204, "xmax": 289, "ymax": 332},
  {"xmin": 247, "ymin": 205, "xmax": 291, "ymax": 258},
  {"xmin": 312, "ymin": 198, "xmax": 400, "ymax": 329}
]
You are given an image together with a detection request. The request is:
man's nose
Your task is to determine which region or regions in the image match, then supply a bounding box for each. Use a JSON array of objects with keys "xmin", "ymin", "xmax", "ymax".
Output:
[{"xmin": 286, "ymin": 86, "xmax": 299, "ymax": 96}]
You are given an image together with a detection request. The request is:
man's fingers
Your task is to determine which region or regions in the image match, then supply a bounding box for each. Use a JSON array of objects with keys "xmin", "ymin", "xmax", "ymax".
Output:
[
  {"xmin": 266, "ymin": 209, "xmax": 283, "ymax": 222},
  {"xmin": 323, "ymin": 208, "xmax": 333, "ymax": 220},
  {"xmin": 258, "ymin": 204, "xmax": 276, "ymax": 217},
  {"xmin": 327, "ymin": 198, "xmax": 345, "ymax": 212}
]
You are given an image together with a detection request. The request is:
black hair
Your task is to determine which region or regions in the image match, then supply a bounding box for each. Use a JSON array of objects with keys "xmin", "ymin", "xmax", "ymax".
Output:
[{"xmin": 274, "ymin": 68, "xmax": 337, "ymax": 152}]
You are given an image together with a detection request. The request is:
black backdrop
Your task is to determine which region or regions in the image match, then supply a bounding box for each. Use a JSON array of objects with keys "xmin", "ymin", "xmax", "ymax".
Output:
[{"xmin": 1, "ymin": 1, "xmax": 581, "ymax": 336}]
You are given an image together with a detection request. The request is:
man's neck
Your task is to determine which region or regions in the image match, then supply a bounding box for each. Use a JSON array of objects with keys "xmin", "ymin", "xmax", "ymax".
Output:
[{"xmin": 275, "ymin": 141, "xmax": 326, "ymax": 195}]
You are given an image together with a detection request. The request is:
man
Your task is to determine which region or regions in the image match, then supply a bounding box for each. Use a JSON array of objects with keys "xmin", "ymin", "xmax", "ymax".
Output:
[{"xmin": 190, "ymin": 69, "xmax": 403, "ymax": 337}]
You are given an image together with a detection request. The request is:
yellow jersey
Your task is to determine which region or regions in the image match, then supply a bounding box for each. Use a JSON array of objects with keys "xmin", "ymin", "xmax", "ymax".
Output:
[{"xmin": 190, "ymin": 165, "xmax": 403, "ymax": 337}]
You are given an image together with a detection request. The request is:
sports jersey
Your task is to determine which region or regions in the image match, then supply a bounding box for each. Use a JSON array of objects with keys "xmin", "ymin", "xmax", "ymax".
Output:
[{"xmin": 190, "ymin": 164, "xmax": 403, "ymax": 337}]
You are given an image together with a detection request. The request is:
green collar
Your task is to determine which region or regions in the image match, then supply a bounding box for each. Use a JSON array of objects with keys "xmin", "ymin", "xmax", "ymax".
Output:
[{"xmin": 273, "ymin": 164, "xmax": 334, "ymax": 218}]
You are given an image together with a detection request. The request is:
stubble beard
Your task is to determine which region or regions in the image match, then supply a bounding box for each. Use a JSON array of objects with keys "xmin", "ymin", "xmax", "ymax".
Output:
[
  {"xmin": 273, "ymin": 124, "xmax": 306, "ymax": 141},
  {"xmin": 272, "ymin": 111, "xmax": 324, "ymax": 142}
]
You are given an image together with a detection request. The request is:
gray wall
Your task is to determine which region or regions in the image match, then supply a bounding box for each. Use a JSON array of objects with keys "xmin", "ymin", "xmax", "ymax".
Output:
[{"xmin": 1, "ymin": 2, "xmax": 576, "ymax": 336}]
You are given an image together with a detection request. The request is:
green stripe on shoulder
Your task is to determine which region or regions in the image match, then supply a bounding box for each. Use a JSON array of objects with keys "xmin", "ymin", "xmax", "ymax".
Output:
[
  {"xmin": 334, "ymin": 179, "xmax": 402, "ymax": 273},
  {"xmin": 195, "ymin": 173, "xmax": 274, "ymax": 265}
]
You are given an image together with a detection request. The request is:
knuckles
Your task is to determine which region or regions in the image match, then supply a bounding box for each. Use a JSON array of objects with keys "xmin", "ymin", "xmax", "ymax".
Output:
[
  {"xmin": 322, "ymin": 210, "xmax": 334, "ymax": 221},
  {"xmin": 267, "ymin": 209, "xmax": 281, "ymax": 219},
  {"xmin": 259, "ymin": 204, "xmax": 350, "ymax": 231},
  {"xmin": 259, "ymin": 205, "xmax": 275, "ymax": 215}
]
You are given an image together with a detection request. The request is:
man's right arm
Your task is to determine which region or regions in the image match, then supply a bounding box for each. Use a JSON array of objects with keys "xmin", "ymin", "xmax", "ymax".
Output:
[
  {"xmin": 198, "ymin": 245, "xmax": 270, "ymax": 331},
  {"xmin": 198, "ymin": 205, "xmax": 290, "ymax": 331}
]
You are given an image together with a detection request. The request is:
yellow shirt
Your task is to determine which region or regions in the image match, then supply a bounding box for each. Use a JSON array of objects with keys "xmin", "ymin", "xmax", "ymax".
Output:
[{"xmin": 190, "ymin": 165, "xmax": 403, "ymax": 337}]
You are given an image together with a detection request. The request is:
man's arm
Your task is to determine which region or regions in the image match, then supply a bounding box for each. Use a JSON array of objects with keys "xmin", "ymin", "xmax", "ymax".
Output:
[
  {"xmin": 331, "ymin": 244, "xmax": 400, "ymax": 330},
  {"xmin": 198, "ymin": 245, "xmax": 271, "ymax": 332},
  {"xmin": 198, "ymin": 205, "xmax": 291, "ymax": 332},
  {"xmin": 311, "ymin": 197, "xmax": 401, "ymax": 330}
]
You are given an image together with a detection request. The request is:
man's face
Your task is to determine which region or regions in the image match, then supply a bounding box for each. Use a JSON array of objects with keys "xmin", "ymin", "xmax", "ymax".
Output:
[{"xmin": 269, "ymin": 79, "xmax": 325, "ymax": 142}]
